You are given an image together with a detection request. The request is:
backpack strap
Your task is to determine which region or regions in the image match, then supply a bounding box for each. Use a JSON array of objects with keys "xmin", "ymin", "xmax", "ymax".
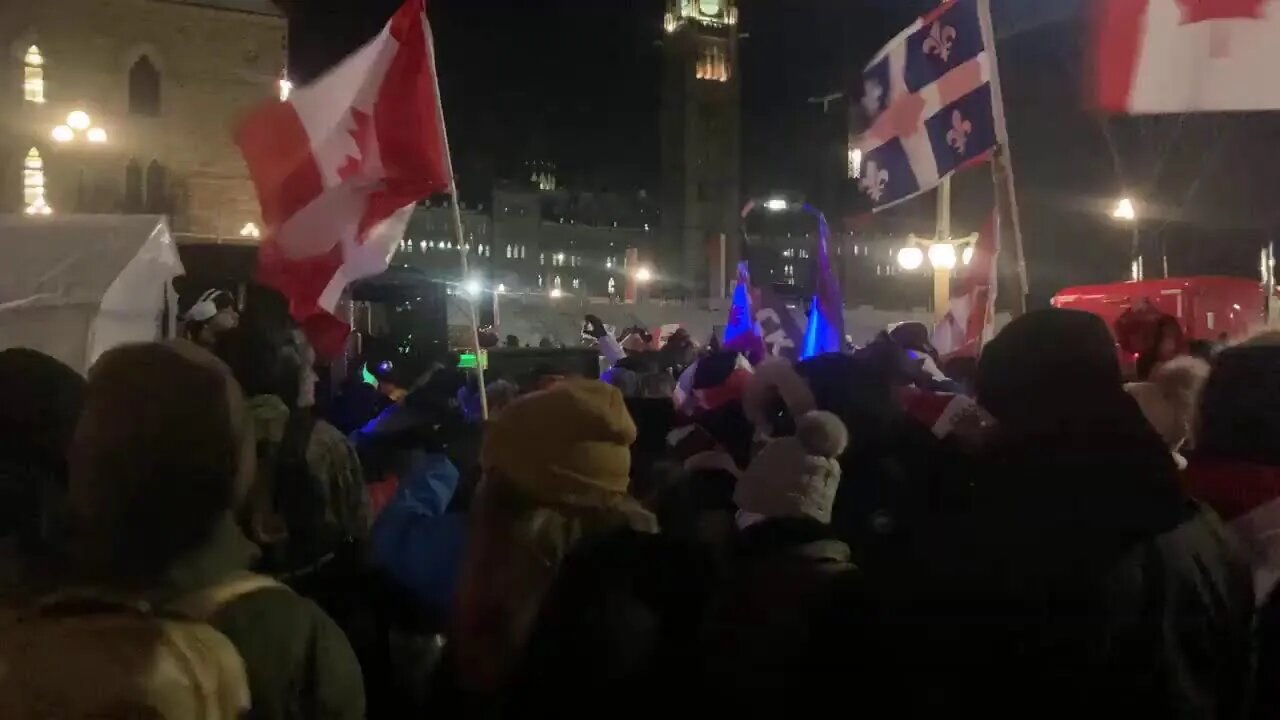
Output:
[{"xmin": 167, "ymin": 572, "xmax": 287, "ymax": 622}]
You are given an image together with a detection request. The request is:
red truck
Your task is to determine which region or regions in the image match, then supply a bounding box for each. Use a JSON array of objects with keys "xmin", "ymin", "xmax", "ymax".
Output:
[{"xmin": 1052, "ymin": 276, "xmax": 1267, "ymax": 344}]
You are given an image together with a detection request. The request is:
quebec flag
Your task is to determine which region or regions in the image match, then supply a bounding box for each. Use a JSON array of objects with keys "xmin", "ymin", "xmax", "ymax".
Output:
[{"xmin": 858, "ymin": 0, "xmax": 997, "ymax": 210}]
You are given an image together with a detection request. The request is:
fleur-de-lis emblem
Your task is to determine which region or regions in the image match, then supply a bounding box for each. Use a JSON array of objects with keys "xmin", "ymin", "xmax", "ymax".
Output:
[
  {"xmin": 860, "ymin": 161, "xmax": 889, "ymax": 202},
  {"xmin": 922, "ymin": 21, "xmax": 957, "ymax": 61},
  {"xmin": 946, "ymin": 110, "xmax": 972, "ymax": 154},
  {"xmin": 862, "ymin": 79, "xmax": 885, "ymax": 119}
]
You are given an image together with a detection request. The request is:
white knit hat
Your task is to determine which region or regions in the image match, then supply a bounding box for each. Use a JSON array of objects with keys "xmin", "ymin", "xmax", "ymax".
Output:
[{"xmin": 734, "ymin": 410, "xmax": 849, "ymax": 524}]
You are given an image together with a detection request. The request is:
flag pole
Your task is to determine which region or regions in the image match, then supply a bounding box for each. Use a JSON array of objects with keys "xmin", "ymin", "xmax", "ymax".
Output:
[
  {"xmin": 424, "ymin": 8, "xmax": 488, "ymax": 419},
  {"xmin": 978, "ymin": 0, "xmax": 1029, "ymax": 314}
]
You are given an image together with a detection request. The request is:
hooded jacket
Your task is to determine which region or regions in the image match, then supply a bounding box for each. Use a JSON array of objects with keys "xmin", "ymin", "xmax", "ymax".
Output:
[{"xmin": 369, "ymin": 452, "xmax": 467, "ymax": 619}]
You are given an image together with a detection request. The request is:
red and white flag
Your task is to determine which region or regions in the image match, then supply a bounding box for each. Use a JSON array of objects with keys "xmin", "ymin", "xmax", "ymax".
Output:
[
  {"xmin": 933, "ymin": 209, "xmax": 998, "ymax": 359},
  {"xmin": 1096, "ymin": 0, "xmax": 1280, "ymax": 113},
  {"xmin": 237, "ymin": 0, "xmax": 450, "ymax": 355}
]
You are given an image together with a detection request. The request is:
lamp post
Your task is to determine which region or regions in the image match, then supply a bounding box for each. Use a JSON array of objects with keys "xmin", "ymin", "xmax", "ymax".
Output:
[
  {"xmin": 900, "ymin": 233, "xmax": 978, "ymax": 321},
  {"xmin": 1113, "ymin": 196, "xmax": 1142, "ymax": 280},
  {"xmin": 44, "ymin": 110, "xmax": 109, "ymax": 215}
]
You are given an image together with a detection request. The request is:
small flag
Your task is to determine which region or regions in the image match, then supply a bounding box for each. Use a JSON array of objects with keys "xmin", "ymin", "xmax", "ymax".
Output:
[
  {"xmin": 723, "ymin": 262, "xmax": 764, "ymax": 357},
  {"xmin": 237, "ymin": 0, "xmax": 450, "ymax": 356},
  {"xmin": 1096, "ymin": 0, "xmax": 1280, "ymax": 114},
  {"xmin": 858, "ymin": 0, "xmax": 998, "ymax": 210},
  {"xmin": 933, "ymin": 209, "xmax": 998, "ymax": 358},
  {"xmin": 801, "ymin": 211, "xmax": 845, "ymax": 358}
]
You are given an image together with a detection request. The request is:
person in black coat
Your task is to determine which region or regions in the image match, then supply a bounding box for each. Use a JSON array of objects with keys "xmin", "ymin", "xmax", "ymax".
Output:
[{"xmin": 913, "ymin": 309, "xmax": 1254, "ymax": 719}]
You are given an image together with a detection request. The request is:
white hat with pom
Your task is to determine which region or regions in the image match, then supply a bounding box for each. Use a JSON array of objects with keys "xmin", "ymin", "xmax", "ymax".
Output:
[{"xmin": 734, "ymin": 410, "xmax": 849, "ymax": 525}]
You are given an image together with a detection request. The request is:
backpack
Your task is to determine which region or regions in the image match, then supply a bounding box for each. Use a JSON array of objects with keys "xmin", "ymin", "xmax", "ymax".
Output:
[
  {"xmin": 252, "ymin": 409, "xmax": 341, "ymax": 576},
  {"xmin": 0, "ymin": 572, "xmax": 282, "ymax": 719}
]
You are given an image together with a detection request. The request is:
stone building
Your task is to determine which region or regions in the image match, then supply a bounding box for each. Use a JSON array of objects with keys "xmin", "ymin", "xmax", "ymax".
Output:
[
  {"xmin": 1, "ymin": 0, "xmax": 284, "ymax": 239},
  {"xmin": 394, "ymin": 182, "xmax": 660, "ymax": 302}
]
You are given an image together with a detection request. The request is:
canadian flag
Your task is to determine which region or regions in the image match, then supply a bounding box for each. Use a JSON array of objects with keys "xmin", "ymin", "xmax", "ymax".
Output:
[
  {"xmin": 237, "ymin": 0, "xmax": 450, "ymax": 356},
  {"xmin": 1096, "ymin": 0, "xmax": 1280, "ymax": 113},
  {"xmin": 933, "ymin": 209, "xmax": 998, "ymax": 359}
]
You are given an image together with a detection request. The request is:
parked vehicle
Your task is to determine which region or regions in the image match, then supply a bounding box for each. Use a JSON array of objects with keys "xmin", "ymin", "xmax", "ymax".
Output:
[{"xmin": 1053, "ymin": 277, "xmax": 1266, "ymax": 344}]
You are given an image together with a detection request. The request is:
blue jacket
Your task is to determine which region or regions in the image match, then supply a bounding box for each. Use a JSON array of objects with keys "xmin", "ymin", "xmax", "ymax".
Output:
[{"xmin": 369, "ymin": 452, "xmax": 467, "ymax": 618}]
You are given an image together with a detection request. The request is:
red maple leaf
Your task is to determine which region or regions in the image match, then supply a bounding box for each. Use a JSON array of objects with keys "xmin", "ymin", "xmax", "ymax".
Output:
[
  {"xmin": 1176, "ymin": 0, "xmax": 1266, "ymax": 24},
  {"xmin": 337, "ymin": 108, "xmax": 376, "ymax": 181}
]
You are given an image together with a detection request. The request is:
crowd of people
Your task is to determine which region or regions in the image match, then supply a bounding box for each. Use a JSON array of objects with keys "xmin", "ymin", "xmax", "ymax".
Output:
[{"xmin": 1, "ymin": 288, "xmax": 1278, "ymax": 719}]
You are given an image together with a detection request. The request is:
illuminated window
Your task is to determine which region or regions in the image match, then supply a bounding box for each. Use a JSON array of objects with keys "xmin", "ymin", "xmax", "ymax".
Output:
[
  {"xmin": 696, "ymin": 44, "xmax": 730, "ymax": 83},
  {"xmin": 572, "ymin": 277, "xmax": 581, "ymax": 290},
  {"xmin": 23, "ymin": 46, "xmax": 44, "ymax": 104},
  {"xmin": 23, "ymin": 148, "xmax": 50, "ymax": 215},
  {"xmin": 538, "ymin": 274, "xmax": 544, "ymax": 288},
  {"xmin": 506, "ymin": 245, "xmax": 512, "ymax": 259},
  {"xmin": 554, "ymin": 275, "xmax": 562, "ymax": 289},
  {"xmin": 606, "ymin": 257, "xmax": 614, "ymax": 269},
  {"xmin": 540, "ymin": 252, "xmax": 546, "ymax": 266},
  {"xmin": 608, "ymin": 277, "xmax": 617, "ymax": 295},
  {"xmin": 520, "ymin": 245, "xmax": 526, "ymax": 259}
]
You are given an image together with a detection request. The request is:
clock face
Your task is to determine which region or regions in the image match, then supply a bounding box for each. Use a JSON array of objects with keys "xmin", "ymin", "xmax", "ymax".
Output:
[{"xmin": 699, "ymin": 0, "xmax": 722, "ymax": 16}]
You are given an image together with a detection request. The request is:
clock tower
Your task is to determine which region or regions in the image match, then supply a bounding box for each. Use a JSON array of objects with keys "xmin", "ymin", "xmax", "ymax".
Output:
[{"xmin": 660, "ymin": 0, "xmax": 741, "ymax": 300}]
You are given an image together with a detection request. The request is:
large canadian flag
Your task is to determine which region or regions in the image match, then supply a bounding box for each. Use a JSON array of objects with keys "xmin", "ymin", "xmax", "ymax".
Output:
[
  {"xmin": 1097, "ymin": 0, "xmax": 1280, "ymax": 113},
  {"xmin": 237, "ymin": 0, "xmax": 450, "ymax": 355}
]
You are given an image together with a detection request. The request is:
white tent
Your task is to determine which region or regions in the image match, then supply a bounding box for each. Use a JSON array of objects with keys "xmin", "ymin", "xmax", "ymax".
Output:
[{"xmin": 0, "ymin": 215, "xmax": 185, "ymax": 373}]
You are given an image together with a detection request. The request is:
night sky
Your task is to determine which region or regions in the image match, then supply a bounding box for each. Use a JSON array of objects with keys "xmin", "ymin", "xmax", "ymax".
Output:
[{"xmin": 288, "ymin": 0, "xmax": 1280, "ymax": 298}]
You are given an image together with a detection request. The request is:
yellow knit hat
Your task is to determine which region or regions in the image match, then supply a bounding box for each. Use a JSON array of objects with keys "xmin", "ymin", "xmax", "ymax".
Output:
[{"xmin": 481, "ymin": 379, "xmax": 638, "ymax": 503}]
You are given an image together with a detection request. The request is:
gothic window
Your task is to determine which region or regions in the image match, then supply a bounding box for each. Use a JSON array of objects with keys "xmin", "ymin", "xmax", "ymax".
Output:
[
  {"xmin": 124, "ymin": 159, "xmax": 143, "ymax": 212},
  {"xmin": 23, "ymin": 148, "xmax": 50, "ymax": 215},
  {"xmin": 608, "ymin": 277, "xmax": 617, "ymax": 295},
  {"xmin": 554, "ymin": 275, "xmax": 562, "ymax": 289},
  {"xmin": 572, "ymin": 277, "xmax": 581, "ymax": 290},
  {"xmin": 129, "ymin": 56, "xmax": 161, "ymax": 116},
  {"xmin": 23, "ymin": 46, "xmax": 44, "ymax": 104}
]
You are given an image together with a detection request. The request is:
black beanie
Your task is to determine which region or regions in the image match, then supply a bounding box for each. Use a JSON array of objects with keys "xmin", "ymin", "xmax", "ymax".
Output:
[{"xmin": 1198, "ymin": 342, "xmax": 1280, "ymax": 466}]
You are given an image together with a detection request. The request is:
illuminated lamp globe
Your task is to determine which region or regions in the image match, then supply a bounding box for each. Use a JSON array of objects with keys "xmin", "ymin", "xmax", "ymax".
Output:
[
  {"xmin": 928, "ymin": 243, "xmax": 958, "ymax": 271},
  {"xmin": 86, "ymin": 127, "xmax": 108, "ymax": 144},
  {"xmin": 635, "ymin": 266, "xmax": 654, "ymax": 283},
  {"xmin": 464, "ymin": 279, "xmax": 482, "ymax": 297},
  {"xmin": 67, "ymin": 111, "xmax": 91, "ymax": 131},
  {"xmin": 51, "ymin": 125, "xmax": 74, "ymax": 143},
  {"xmin": 550, "ymin": 288, "xmax": 564, "ymax": 299},
  {"xmin": 896, "ymin": 246, "xmax": 925, "ymax": 271}
]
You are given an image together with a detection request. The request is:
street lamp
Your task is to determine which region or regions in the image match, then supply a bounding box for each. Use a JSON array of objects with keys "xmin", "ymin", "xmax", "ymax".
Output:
[
  {"xmin": 550, "ymin": 287, "xmax": 564, "ymax": 299},
  {"xmin": 900, "ymin": 234, "xmax": 978, "ymax": 320},
  {"xmin": 1113, "ymin": 197, "xmax": 1137, "ymax": 222},
  {"xmin": 927, "ymin": 243, "xmax": 957, "ymax": 271},
  {"xmin": 464, "ymin": 278, "xmax": 483, "ymax": 297},
  {"xmin": 763, "ymin": 197, "xmax": 789, "ymax": 212},
  {"xmin": 51, "ymin": 110, "xmax": 107, "ymax": 144},
  {"xmin": 67, "ymin": 111, "xmax": 91, "ymax": 131},
  {"xmin": 896, "ymin": 246, "xmax": 925, "ymax": 271},
  {"xmin": 634, "ymin": 266, "xmax": 654, "ymax": 284}
]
